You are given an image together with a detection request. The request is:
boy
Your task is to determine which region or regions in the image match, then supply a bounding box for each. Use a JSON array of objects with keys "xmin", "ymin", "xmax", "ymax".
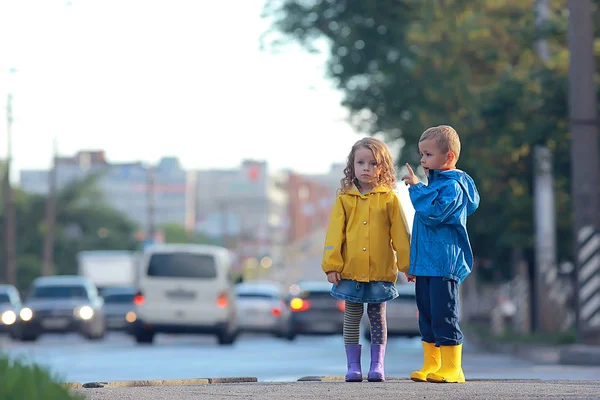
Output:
[{"xmin": 401, "ymin": 125, "xmax": 480, "ymax": 383}]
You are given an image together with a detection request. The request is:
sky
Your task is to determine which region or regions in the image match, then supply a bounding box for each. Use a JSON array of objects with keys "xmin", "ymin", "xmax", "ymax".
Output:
[{"xmin": 0, "ymin": 0, "xmax": 377, "ymax": 182}]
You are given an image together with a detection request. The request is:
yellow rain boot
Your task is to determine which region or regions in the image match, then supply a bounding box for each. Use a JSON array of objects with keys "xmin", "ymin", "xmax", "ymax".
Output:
[
  {"xmin": 410, "ymin": 341, "xmax": 441, "ymax": 382},
  {"xmin": 426, "ymin": 344, "xmax": 465, "ymax": 383}
]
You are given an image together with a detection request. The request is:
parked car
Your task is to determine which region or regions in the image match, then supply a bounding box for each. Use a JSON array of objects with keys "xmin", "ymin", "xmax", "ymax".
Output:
[
  {"xmin": 0, "ymin": 284, "xmax": 21, "ymax": 338},
  {"xmin": 101, "ymin": 286, "xmax": 136, "ymax": 332},
  {"xmin": 131, "ymin": 244, "xmax": 238, "ymax": 345},
  {"xmin": 363, "ymin": 282, "xmax": 420, "ymax": 340},
  {"xmin": 287, "ymin": 280, "xmax": 344, "ymax": 336},
  {"xmin": 15, "ymin": 276, "xmax": 106, "ymax": 341},
  {"xmin": 235, "ymin": 281, "xmax": 294, "ymax": 340}
]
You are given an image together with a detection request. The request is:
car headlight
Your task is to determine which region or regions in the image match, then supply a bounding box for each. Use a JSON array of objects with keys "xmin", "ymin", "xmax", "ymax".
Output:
[
  {"xmin": 125, "ymin": 311, "xmax": 137, "ymax": 323},
  {"xmin": 76, "ymin": 306, "xmax": 94, "ymax": 320},
  {"xmin": 1, "ymin": 310, "xmax": 17, "ymax": 325},
  {"xmin": 20, "ymin": 308, "xmax": 33, "ymax": 321}
]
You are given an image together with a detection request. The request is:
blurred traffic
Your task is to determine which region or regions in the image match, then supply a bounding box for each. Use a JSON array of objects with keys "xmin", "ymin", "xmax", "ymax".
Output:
[
  {"xmin": 0, "ymin": 284, "xmax": 20, "ymax": 339},
  {"xmin": 14, "ymin": 275, "xmax": 106, "ymax": 341},
  {"xmin": 0, "ymin": 231, "xmax": 422, "ymax": 348}
]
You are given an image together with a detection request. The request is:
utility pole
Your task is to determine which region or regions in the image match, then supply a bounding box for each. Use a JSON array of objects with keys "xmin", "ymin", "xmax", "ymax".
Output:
[
  {"xmin": 532, "ymin": 0, "xmax": 559, "ymax": 333},
  {"xmin": 41, "ymin": 139, "xmax": 58, "ymax": 276},
  {"xmin": 146, "ymin": 166, "xmax": 155, "ymax": 242},
  {"xmin": 3, "ymin": 91, "xmax": 16, "ymax": 285},
  {"xmin": 219, "ymin": 200, "xmax": 229, "ymax": 248},
  {"xmin": 568, "ymin": 0, "xmax": 600, "ymax": 343}
]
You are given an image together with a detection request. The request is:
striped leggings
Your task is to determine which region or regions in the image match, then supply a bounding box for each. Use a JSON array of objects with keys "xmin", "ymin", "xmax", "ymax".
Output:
[{"xmin": 343, "ymin": 301, "xmax": 387, "ymax": 345}]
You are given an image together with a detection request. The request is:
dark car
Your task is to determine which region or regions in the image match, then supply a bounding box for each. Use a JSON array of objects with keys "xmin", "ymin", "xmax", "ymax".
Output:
[
  {"xmin": 101, "ymin": 286, "xmax": 136, "ymax": 332},
  {"xmin": 16, "ymin": 276, "xmax": 106, "ymax": 341},
  {"xmin": 0, "ymin": 284, "xmax": 21, "ymax": 338},
  {"xmin": 362, "ymin": 282, "xmax": 420, "ymax": 340},
  {"xmin": 288, "ymin": 280, "xmax": 344, "ymax": 335}
]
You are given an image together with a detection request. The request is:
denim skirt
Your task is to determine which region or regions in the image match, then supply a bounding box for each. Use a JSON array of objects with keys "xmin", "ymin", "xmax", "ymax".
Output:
[{"xmin": 331, "ymin": 279, "xmax": 399, "ymax": 303}]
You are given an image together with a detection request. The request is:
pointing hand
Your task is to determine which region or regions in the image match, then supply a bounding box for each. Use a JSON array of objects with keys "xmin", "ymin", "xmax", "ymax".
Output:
[{"xmin": 401, "ymin": 163, "xmax": 420, "ymax": 187}]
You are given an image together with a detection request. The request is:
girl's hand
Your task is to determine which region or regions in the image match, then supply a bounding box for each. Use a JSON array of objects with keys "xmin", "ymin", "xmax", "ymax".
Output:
[
  {"xmin": 327, "ymin": 271, "xmax": 341, "ymax": 285},
  {"xmin": 404, "ymin": 272, "xmax": 416, "ymax": 283},
  {"xmin": 401, "ymin": 164, "xmax": 420, "ymax": 187}
]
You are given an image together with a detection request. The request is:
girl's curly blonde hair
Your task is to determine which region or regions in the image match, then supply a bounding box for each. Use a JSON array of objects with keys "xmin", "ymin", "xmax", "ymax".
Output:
[{"xmin": 339, "ymin": 137, "xmax": 397, "ymax": 194}]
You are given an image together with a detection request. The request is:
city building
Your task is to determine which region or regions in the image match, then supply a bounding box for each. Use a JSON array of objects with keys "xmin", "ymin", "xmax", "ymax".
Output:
[
  {"xmin": 19, "ymin": 151, "xmax": 188, "ymax": 237},
  {"xmin": 191, "ymin": 160, "xmax": 270, "ymax": 258},
  {"xmin": 18, "ymin": 150, "xmax": 345, "ymax": 270}
]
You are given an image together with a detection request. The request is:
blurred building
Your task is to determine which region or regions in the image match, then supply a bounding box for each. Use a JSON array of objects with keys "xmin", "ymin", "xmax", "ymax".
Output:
[
  {"xmin": 19, "ymin": 150, "xmax": 109, "ymax": 195},
  {"xmin": 19, "ymin": 151, "xmax": 188, "ymax": 235},
  {"xmin": 190, "ymin": 160, "xmax": 270, "ymax": 259},
  {"xmin": 19, "ymin": 151, "xmax": 345, "ymax": 268},
  {"xmin": 188, "ymin": 161, "xmax": 341, "ymax": 267}
]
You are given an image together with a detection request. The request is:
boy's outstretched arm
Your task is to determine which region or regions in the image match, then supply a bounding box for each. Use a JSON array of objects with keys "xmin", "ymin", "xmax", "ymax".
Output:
[
  {"xmin": 388, "ymin": 194, "xmax": 411, "ymax": 274},
  {"xmin": 322, "ymin": 197, "xmax": 346, "ymax": 275},
  {"xmin": 409, "ymin": 182, "xmax": 464, "ymax": 227}
]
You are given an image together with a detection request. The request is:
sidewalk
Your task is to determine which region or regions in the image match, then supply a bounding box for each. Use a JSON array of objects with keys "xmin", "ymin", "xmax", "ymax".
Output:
[{"xmin": 70, "ymin": 378, "xmax": 600, "ymax": 400}]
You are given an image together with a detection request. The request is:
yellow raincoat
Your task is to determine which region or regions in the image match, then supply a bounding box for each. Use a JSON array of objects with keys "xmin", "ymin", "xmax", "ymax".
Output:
[{"xmin": 322, "ymin": 184, "xmax": 411, "ymax": 283}]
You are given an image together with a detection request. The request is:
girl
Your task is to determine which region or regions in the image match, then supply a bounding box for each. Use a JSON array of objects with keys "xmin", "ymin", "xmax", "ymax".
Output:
[{"xmin": 322, "ymin": 137, "xmax": 412, "ymax": 382}]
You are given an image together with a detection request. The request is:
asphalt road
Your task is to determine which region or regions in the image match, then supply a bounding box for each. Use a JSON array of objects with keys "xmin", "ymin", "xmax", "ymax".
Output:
[{"xmin": 2, "ymin": 331, "xmax": 600, "ymax": 384}]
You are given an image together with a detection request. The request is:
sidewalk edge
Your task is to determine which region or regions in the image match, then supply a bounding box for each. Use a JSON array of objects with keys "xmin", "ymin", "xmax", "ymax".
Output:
[{"xmin": 77, "ymin": 377, "xmax": 257, "ymax": 389}]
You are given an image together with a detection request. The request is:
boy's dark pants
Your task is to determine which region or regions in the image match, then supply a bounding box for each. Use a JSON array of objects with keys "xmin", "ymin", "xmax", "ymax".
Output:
[{"xmin": 415, "ymin": 276, "xmax": 463, "ymax": 346}]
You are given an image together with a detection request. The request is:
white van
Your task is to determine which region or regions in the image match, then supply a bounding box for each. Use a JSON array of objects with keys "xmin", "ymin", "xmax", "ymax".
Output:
[{"xmin": 131, "ymin": 244, "xmax": 238, "ymax": 345}]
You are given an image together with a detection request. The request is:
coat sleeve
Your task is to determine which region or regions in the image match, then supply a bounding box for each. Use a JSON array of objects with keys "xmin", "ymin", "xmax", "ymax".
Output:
[
  {"xmin": 408, "ymin": 181, "xmax": 463, "ymax": 227},
  {"xmin": 322, "ymin": 196, "xmax": 346, "ymax": 274},
  {"xmin": 388, "ymin": 193, "xmax": 411, "ymax": 273}
]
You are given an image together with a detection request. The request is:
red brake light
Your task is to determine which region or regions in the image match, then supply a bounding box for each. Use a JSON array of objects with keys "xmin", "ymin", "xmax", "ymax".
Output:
[
  {"xmin": 216, "ymin": 291, "xmax": 228, "ymax": 308},
  {"xmin": 290, "ymin": 298, "xmax": 310, "ymax": 312},
  {"xmin": 271, "ymin": 307, "xmax": 282, "ymax": 317},
  {"xmin": 133, "ymin": 292, "xmax": 145, "ymax": 306},
  {"xmin": 337, "ymin": 300, "xmax": 345, "ymax": 312}
]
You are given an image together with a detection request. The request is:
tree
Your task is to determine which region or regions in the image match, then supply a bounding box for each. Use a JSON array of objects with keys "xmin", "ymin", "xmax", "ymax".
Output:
[
  {"xmin": 262, "ymin": 0, "xmax": 590, "ymax": 280},
  {"xmin": 2, "ymin": 175, "xmax": 139, "ymax": 291},
  {"xmin": 160, "ymin": 223, "xmax": 219, "ymax": 245}
]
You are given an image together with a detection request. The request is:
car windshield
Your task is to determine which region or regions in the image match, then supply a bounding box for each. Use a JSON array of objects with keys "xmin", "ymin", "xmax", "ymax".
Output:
[
  {"xmin": 29, "ymin": 285, "xmax": 89, "ymax": 299},
  {"xmin": 0, "ymin": 293, "xmax": 10, "ymax": 304},
  {"xmin": 103, "ymin": 294, "xmax": 134, "ymax": 304},
  {"xmin": 147, "ymin": 253, "xmax": 217, "ymax": 279}
]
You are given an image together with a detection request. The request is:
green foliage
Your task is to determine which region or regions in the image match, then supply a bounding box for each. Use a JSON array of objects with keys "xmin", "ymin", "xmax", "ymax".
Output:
[
  {"xmin": 160, "ymin": 223, "xmax": 219, "ymax": 245},
  {"xmin": 263, "ymin": 0, "xmax": 599, "ymax": 280},
  {"xmin": 0, "ymin": 355, "xmax": 84, "ymax": 400},
  {"xmin": 1, "ymin": 175, "xmax": 139, "ymax": 291}
]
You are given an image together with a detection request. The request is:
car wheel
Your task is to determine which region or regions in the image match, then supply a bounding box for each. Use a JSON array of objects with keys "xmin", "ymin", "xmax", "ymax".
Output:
[
  {"xmin": 363, "ymin": 330, "xmax": 371, "ymax": 341},
  {"xmin": 20, "ymin": 333, "xmax": 38, "ymax": 342},
  {"xmin": 86, "ymin": 329, "xmax": 106, "ymax": 341},
  {"xmin": 285, "ymin": 330, "xmax": 297, "ymax": 341},
  {"xmin": 135, "ymin": 331, "xmax": 155, "ymax": 344},
  {"xmin": 217, "ymin": 326, "xmax": 237, "ymax": 346}
]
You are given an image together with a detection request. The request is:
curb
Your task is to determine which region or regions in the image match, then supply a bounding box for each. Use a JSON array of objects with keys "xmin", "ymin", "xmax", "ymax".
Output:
[
  {"xmin": 72, "ymin": 377, "xmax": 257, "ymax": 389},
  {"xmin": 559, "ymin": 345, "xmax": 600, "ymax": 366},
  {"xmin": 298, "ymin": 376, "xmax": 409, "ymax": 382},
  {"xmin": 62, "ymin": 382, "xmax": 83, "ymax": 389}
]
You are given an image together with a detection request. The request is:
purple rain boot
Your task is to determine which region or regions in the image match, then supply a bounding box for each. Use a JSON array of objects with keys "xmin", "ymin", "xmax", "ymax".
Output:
[
  {"xmin": 367, "ymin": 344, "xmax": 386, "ymax": 382},
  {"xmin": 344, "ymin": 344, "xmax": 363, "ymax": 382}
]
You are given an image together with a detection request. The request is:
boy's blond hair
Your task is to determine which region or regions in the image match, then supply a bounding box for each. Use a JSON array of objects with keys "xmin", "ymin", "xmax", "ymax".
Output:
[{"xmin": 419, "ymin": 125, "xmax": 461, "ymax": 162}]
